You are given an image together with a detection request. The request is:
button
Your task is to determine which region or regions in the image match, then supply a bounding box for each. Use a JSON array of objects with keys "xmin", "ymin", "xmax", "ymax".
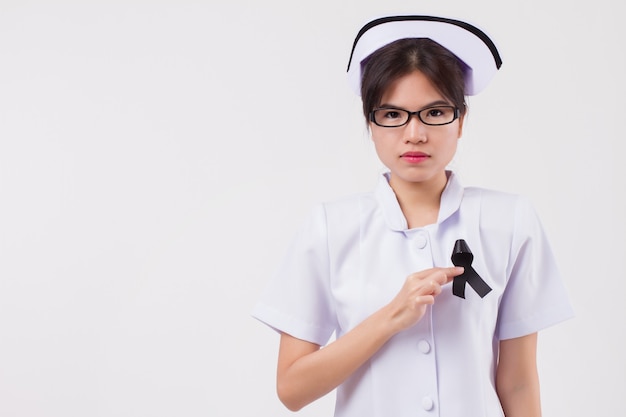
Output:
[
  {"xmin": 414, "ymin": 233, "xmax": 428, "ymax": 249},
  {"xmin": 421, "ymin": 396, "xmax": 434, "ymax": 411},
  {"xmin": 418, "ymin": 340, "xmax": 431, "ymax": 354}
]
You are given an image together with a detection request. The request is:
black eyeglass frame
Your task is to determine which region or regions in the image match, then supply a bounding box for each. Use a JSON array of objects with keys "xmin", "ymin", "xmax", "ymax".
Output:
[{"xmin": 369, "ymin": 106, "xmax": 461, "ymax": 127}]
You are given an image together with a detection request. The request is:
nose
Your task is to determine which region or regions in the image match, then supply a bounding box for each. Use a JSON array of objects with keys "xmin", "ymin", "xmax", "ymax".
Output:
[{"xmin": 404, "ymin": 114, "xmax": 427, "ymax": 144}]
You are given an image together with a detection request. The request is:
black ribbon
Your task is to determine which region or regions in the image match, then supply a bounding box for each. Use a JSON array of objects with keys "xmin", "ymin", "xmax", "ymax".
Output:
[{"xmin": 451, "ymin": 239, "xmax": 492, "ymax": 299}]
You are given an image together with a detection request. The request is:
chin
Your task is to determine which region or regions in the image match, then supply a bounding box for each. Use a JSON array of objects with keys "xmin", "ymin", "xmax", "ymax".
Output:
[{"xmin": 390, "ymin": 169, "xmax": 447, "ymax": 186}]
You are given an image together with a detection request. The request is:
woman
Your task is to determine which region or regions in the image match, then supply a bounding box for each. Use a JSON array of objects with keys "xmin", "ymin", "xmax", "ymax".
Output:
[{"xmin": 252, "ymin": 15, "xmax": 573, "ymax": 417}]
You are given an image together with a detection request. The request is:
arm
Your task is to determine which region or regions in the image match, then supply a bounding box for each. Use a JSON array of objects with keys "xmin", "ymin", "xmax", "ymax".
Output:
[
  {"xmin": 276, "ymin": 266, "xmax": 463, "ymax": 411},
  {"xmin": 496, "ymin": 332, "xmax": 541, "ymax": 417}
]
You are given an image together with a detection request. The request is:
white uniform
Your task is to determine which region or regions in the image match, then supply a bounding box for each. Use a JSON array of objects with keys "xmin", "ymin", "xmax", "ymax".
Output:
[{"xmin": 252, "ymin": 171, "xmax": 574, "ymax": 417}]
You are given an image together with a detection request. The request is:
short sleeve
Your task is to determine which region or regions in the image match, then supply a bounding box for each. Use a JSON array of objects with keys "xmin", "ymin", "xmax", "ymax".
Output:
[
  {"xmin": 496, "ymin": 197, "xmax": 574, "ymax": 340},
  {"xmin": 251, "ymin": 204, "xmax": 337, "ymax": 346}
]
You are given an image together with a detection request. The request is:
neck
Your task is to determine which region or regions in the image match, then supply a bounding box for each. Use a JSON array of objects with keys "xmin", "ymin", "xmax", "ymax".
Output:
[{"xmin": 388, "ymin": 171, "xmax": 449, "ymax": 229}]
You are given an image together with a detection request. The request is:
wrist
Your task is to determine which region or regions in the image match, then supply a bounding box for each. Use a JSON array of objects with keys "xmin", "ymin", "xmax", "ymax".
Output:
[{"xmin": 373, "ymin": 303, "xmax": 404, "ymax": 338}]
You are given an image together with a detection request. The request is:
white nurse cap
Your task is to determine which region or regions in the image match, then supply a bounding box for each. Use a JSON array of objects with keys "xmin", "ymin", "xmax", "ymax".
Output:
[{"xmin": 346, "ymin": 15, "xmax": 503, "ymax": 96}]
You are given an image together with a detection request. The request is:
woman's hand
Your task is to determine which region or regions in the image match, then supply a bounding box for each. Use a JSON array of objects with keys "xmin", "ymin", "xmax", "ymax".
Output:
[
  {"xmin": 276, "ymin": 266, "xmax": 464, "ymax": 411},
  {"xmin": 384, "ymin": 266, "xmax": 464, "ymax": 333}
]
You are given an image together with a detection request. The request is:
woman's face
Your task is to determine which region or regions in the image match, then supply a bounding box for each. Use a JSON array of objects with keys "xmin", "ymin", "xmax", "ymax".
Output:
[{"xmin": 370, "ymin": 70, "xmax": 464, "ymax": 190}]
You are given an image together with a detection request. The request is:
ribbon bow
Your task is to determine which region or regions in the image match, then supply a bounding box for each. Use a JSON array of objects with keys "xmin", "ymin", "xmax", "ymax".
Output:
[{"xmin": 451, "ymin": 239, "xmax": 492, "ymax": 299}]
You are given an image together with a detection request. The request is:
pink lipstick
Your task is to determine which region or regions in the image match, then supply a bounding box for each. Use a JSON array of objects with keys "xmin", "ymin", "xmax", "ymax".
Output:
[{"xmin": 401, "ymin": 151, "xmax": 429, "ymax": 164}]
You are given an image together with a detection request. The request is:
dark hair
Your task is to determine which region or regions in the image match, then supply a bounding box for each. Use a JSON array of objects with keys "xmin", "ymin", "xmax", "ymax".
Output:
[{"xmin": 360, "ymin": 38, "xmax": 467, "ymax": 121}]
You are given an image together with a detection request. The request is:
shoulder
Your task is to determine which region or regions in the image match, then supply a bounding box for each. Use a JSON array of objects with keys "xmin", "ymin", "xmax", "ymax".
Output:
[
  {"xmin": 463, "ymin": 185, "xmax": 524, "ymax": 205},
  {"xmin": 458, "ymin": 186, "xmax": 543, "ymax": 242},
  {"xmin": 462, "ymin": 187, "xmax": 551, "ymax": 269},
  {"xmin": 303, "ymin": 190, "xmax": 381, "ymax": 249},
  {"xmin": 321, "ymin": 190, "xmax": 377, "ymax": 209},
  {"xmin": 315, "ymin": 190, "xmax": 378, "ymax": 220},
  {"xmin": 441, "ymin": 172, "xmax": 531, "ymax": 228},
  {"xmin": 295, "ymin": 190, "xmax": 377, "ymax": 233},
  {"xmin": 462, "ymin": 186, "xmax": 535, "ymax": 217}
]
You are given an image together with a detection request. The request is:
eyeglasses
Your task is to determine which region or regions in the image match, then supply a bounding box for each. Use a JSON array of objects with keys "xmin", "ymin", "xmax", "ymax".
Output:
[{"xmin": 369, "ymin": 105, "xmax": 460, "ymax": 127}]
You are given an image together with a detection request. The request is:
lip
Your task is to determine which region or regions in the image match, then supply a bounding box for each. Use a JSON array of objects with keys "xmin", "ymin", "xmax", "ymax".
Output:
[{"xmin": 401, "ymin": 151, "xmax": 430, "ymax": 163}]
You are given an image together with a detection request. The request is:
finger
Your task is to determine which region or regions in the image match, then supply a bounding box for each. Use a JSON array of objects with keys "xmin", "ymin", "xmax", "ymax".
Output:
[
  {"xmin": 424, "ymin": 267, "xmax": 462, "ymax": 287},
  {"xmin": 431, "ymin": 280, "xmax": 443, "ymax": 296},
  {"xmin": 444, "ymin": 266, "xmax": 464, "ymax": 283},
  {"xmin": 430, "ymin": 270, "xmax": 454, "ymax": 286},
  {"xmin": 416, "ymin": 295, "xmax": 435, "ymax": 306},
  {"xmin": 415, "ymin": 279, "xmax": 441, "ymax": 297},
  {"xmin": 408, "ymin": 267, "xmax": 463, "ymax": 285}
]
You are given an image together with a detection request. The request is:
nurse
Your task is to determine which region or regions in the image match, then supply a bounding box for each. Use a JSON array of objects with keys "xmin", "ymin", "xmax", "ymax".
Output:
[{"xmin": 252, "ymin": 15, "xmax": 573, "ymax": 417}]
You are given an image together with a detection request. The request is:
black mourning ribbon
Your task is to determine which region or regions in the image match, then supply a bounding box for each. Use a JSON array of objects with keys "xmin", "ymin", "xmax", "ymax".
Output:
[{"xmin": 451, "ymin": 239, "xmax": 492, "ymax": 299}]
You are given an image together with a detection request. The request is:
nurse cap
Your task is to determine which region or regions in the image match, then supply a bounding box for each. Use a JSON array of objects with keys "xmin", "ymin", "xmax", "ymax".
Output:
[{"xmin": 346, "ymin": 15, "xmax": 503, "ymax": 96}]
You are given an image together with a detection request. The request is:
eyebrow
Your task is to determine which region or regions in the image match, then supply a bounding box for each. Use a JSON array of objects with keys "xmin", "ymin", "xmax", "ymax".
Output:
[{"xmin": 378, "ymin": 100, "xmax": 452, "ymax": 110}]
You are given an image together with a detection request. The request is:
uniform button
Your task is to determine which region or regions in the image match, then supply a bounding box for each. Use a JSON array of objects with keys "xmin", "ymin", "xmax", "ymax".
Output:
[
  {"xmin": 414, "ymin": 233, "xmax": 427, "ymax": 249},
  {"xmin": 421, "ymin": 396, "xmax": 434, "ymax": 411},
  {"xmin": 418, "ymin": 340, "xmax": 431, "ymax": 354}
]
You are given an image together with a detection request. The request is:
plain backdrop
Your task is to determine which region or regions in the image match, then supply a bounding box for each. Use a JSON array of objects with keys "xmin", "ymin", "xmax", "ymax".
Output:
[{"xmin": 0, "ymin": 1, "xmax": 624, "ymax": 416}]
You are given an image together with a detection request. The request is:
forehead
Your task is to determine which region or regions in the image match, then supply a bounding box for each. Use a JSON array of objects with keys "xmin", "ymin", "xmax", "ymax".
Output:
[{"xmin": 379, "ymin": 70, "xmax": 448, "ymax": 107}]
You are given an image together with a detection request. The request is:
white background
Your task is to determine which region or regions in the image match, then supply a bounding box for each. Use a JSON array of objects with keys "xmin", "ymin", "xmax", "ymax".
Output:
[{"xmin": 0, "ymin": 0, "xmax": 623, "ymax": 416}]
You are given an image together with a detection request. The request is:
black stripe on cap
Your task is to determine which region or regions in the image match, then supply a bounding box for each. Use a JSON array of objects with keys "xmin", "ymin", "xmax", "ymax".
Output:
[{"xmin": 346, "ymin": 15, "xmax": 503, "ymax": 72}]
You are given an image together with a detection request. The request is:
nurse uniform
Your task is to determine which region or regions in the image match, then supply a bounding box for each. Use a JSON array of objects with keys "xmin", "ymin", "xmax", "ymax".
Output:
[{"xmin": 252, "ymin": 172, "xmax": 574, "ymax": 417}]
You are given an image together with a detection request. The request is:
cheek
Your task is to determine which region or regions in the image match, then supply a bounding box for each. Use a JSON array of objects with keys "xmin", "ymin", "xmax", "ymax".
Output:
[
  {"xmin": 371, "ymin": 137, "xmax": 385, "ymax": 156},
  {"xmin": 444, "ymin": 124, "xmax": 463, "ymax": 145},
  {"xmin": 447, "ymin": 134, "xmax": 460, "ymax": 151},
  {"xmin": 370, "ymin": 125, "xmax": 401, "ymax": 144},
  {"xmin": 370, "ymin": 136, "xmax": 395, "ymax": 164}
]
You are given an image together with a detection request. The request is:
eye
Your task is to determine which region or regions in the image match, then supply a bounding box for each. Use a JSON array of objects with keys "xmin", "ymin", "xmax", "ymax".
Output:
[
  {"xmin": 372, "ymin": 108, "xmax": 409, "ymax": 127},
  {"xmin": 426, "ymin": 108, "xmax": 446, "ymax": 118},
  {"xmin": 382, "ymin": 110, "xmax": 402, "ymax": 119},
  {"xmin": 421, "ymin": 106, "xmax": 456, "ymax": 121}
]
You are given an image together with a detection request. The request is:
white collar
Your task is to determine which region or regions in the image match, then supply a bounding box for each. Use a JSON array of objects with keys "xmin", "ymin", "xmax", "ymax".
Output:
[{"xmin": 374, "ymin": 170, "xmax": 464, "ymax": 231}]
